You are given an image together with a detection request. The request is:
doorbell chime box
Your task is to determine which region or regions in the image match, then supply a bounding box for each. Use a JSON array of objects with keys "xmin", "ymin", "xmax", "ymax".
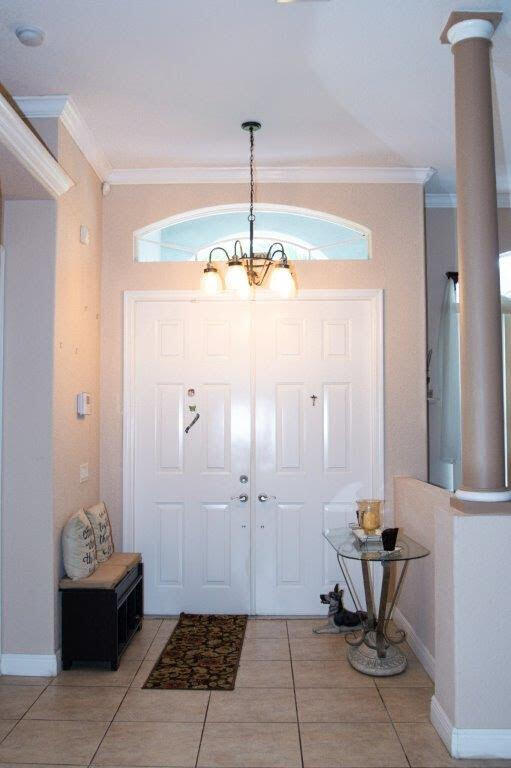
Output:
[{"xmin": 77, "ymin": 392, "xmax": 92, "ymax": 416}]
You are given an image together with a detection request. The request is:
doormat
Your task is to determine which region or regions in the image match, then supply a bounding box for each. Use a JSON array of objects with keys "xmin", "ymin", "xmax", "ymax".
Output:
[{"xmin": 143, "ymin": 613, "xmax": 248, "ymax": 690}]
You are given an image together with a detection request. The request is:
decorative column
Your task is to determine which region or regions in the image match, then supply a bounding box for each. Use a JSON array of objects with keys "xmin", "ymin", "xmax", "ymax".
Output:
[{"xmin": 442, "ymin": 12, "xmax": 510, "ymax": 502}]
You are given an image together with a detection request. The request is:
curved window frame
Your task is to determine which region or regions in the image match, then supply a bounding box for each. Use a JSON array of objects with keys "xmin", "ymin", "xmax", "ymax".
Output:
[{"xmin": 133, "ymin": 203, "xmax": 372, "ymax": 263}]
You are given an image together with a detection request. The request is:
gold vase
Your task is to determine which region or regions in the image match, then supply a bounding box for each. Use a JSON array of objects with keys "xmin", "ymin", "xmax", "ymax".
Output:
[{"xmin": 360, "ymin": 500, "xmax": 382, "ymax": 533}]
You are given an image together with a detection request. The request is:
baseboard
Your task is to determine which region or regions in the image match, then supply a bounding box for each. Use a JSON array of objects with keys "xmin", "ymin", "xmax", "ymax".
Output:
[
  {"xmin": 393, "ymin": 607, "xmax": 435, "ymax": 681},
  {"xmin": 0, "ymin": 649, "xmax": 61, "ymax": 677},
  {"xmin": 431, "ymin": 695, "xmax": 511, "ymax": 758}
]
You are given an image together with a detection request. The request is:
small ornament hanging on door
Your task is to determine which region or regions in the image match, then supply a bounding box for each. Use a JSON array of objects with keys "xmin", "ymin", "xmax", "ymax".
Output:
[{"xmin": 310, "ymin": 395, "xmax": 317, "ymax": 406}]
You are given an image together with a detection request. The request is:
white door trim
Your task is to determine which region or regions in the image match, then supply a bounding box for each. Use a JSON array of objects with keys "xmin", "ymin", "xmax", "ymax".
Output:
[{"xmin": 123, "ymin": 289, "xmax": 384, "ymax": 556}]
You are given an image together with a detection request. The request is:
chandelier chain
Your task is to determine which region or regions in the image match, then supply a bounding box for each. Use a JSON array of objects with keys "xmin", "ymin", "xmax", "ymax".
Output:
[{"xmin": 249, "ymin": 127, "xmax": 255, "ymax": 224}]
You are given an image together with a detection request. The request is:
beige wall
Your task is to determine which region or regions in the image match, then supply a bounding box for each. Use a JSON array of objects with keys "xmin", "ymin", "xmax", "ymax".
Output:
[
  {"xmin": 1, "ymin": 121, "xmax": 102, "ymax": 658},
  {"xmin": 52, "ymin": 125, "xmax": 102, "ymax": 647},
  {"xmin": 2, "ymin": 200, "xmax": 57, "ymax": 654},
  {"xmin": 394, "ymin": 476, "xmax": 451, "ymax": 676},
  {"xmin": 101, "ymin": 182, "xmax": 428, "ymax": 546}
]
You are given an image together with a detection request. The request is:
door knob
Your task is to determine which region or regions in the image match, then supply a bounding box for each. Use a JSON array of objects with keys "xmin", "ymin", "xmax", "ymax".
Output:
[
  {"xmin": 258, "ymin": 493, "xmax": 276, "ymax": 503},
  {"xmin": 231, "ymin": 493, "xmax": 248, "ymax": 503}
]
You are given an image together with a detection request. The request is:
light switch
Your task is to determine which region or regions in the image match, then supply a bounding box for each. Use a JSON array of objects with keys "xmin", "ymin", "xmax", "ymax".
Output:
[{"xmin": 79, "ymin": 463, "xmax": 89, "ymax": 483}]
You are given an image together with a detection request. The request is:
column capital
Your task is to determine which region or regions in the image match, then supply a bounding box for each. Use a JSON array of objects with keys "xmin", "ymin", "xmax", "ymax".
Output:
[{"xmin": 440, "ymin": 11, "xmax": 501, "ymax": 45}]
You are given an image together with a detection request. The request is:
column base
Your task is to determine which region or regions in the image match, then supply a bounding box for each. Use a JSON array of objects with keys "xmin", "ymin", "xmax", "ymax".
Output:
[{"xmin": 455, "ymin": 487, "xmax": 511, "ymax": 502}]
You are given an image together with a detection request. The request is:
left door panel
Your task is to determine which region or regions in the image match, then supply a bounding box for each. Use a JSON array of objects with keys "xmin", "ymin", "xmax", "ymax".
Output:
[{"xmin": 133, "ymin": 300, "xmax": 252, "ymax": 614}]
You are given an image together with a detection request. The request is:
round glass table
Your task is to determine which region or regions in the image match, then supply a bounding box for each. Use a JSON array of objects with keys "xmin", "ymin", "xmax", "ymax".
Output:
[{"xmin": 323, "ymin": 527, "xmax": 430, "ymax": 676}]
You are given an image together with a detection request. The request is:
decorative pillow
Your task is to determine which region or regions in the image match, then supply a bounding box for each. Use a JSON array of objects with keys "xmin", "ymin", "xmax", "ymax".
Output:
[
  {"xmin": 85, "ymin": 502, "xmax": 114, "ymax": 563},
  {"xmin": 62, "ymin": 509, "xmax": 97, "ymax": 580}
]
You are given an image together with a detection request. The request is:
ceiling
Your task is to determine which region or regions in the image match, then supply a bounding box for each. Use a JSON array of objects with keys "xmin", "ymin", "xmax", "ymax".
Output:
[{"xmin": 0, "ymin": 0, "xmax": 510, "ymax": 193}]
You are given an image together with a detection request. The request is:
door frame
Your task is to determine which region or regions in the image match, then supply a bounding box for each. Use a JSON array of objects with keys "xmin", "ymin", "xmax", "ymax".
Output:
[{"xmin": 123, "ymin": 289, "xmax": 384, "ymax": 603}]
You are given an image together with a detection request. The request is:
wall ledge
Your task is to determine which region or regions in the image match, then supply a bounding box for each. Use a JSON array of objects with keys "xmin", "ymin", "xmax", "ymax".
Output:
[
  {"xmin": 431, "ymin": 696, "xmax": 511, "ymax": 758},
  {"xmin": 0, "ymin": 650, "xmax": 61, "ymax": 677},
  {"xmin": 450, "ymin": 497, "xmax": 511, "ymax": 515}
]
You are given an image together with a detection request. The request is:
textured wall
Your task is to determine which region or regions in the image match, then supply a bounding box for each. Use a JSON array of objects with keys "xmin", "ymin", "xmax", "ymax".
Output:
[
  {"xmin": 52, "ymin": 125, "xmax": 102, "ymax": 647},
  {"xmin": 101, "ymin": 182, "xmax": 428, "ymax": 547}
]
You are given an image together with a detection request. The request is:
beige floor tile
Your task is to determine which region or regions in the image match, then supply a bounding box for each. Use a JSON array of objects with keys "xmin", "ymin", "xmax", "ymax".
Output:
[
  {"xmin": 198, "ymin": 722, "xmax": 301, "ymax": 768},
  {"xmin": 0, "ymin": 719, "xmax": 109, "ymax": 764},
  {"xmin": 208, "ymin": 687, "xmax": 296, "ymax": 723},
  {"xmin": 245, "ymin": 620, "xmax": 288, "ymax": 639},
  {"xmin": 290, "ymin": 636, "xmax": 348, "ymax": 660},
  {"xmin": 287, "ymin": 619, "xmax": 331, "ymax": 637},
  {"xmin": 145, "ymin": 635, "xmax": 170, "ymax": 661},
  {"xmin": 25, "ymin": 685, "xmax": 126, "ymax": 721},
  {"xmin": 393, "ymin": 722, "xmax": 509, "ymax": 767},
  {"xmin": 0, "ymin": 686, "xmax": 44, "ymax": 719},
  {"xmin": 296, "ymin": 687, "xmax": 389, "ymax": 723},
  {"xmin": 52, "ymin": 660, "xmax": 140, "ymax": 688},
  {"xmin": 0, "ymin": 720, "xmax": 19, "ymax": 741},
  {"xmin": 129, "ymin": 659, "xmax": 155, "ymax": 689},
  {"xmin": 236, "ymin": 661, "xmax": 293, "ymax": 688},
  {"xmin": 293, "ymin": 660, "xmax": 375, "ymax": 688},
  {"xmin": 379, "ymin": 686, "xmax": 432, "ymax": 722},
  {"xmin": 300, "ymin": 722, "xmax": 408, "ymax": 767},
  {"xmin": 241, "ymin": 638, "xmax": 290, "ymax": 661},
  {"xmin": 375, "ymin": 657, "xmax": 433, "ymax": 688},
  {"xmin": 0, "ymin": 676, "xmax": 53, "ymax": 687},
  {"xmin": 114, "ymin": 689, "xmax": 209, "ymax": 722},
  {"xmin": 93, "ymin": 721, "xmax": 202, "ymax": 767}
]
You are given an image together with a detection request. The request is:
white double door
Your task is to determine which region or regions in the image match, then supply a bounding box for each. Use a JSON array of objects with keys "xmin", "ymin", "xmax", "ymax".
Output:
[{"xmin": 129, "ymin": 292, "xmax": 381, "ymax": 615}]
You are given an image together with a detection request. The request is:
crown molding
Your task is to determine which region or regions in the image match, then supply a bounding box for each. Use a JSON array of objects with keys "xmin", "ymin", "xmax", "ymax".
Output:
[
  {"xmin": 426, "ymin": 192, "xmax": 511, "ymax": 208},
  {"xmin": 14, "ymin": 95, "xmax": 112, "ymax": 181},
  {"xmin": 107, "ymin": 165, "xmax": 436, "ymax": 186},
  {"xmin": 0, "ymin": 93, "xmax": 74, "ymax": 197}
]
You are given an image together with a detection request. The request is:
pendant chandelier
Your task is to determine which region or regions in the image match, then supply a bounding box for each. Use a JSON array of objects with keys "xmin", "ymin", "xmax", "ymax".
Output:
[{"xmin": 200, "ymin": 121, "xmax": 296, "ymax": 299}]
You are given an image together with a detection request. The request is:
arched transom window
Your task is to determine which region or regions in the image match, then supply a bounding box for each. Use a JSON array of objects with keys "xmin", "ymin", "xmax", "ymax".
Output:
[{"xmin": 134, "ymin": 204, "xmax": 371, "ymax": 263}]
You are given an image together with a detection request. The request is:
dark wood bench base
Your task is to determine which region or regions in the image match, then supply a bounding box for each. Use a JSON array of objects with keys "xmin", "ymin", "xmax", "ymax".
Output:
[{"xmin": 61, "ymin": 562, "xmax": 143, "ymax": 670}]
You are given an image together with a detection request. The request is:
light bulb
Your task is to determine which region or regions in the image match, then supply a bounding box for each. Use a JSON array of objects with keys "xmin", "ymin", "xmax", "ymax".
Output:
[
  {"xmin": 200, "ymin": 266, "xmax": 222, "ymax": 295},
  {"xmin": 225, "ymin": 261, "xmax": 249, "ymax": 293},
  {"xmin": 269, "ymin": 263, "xmax": 296, "ymax": 298}
]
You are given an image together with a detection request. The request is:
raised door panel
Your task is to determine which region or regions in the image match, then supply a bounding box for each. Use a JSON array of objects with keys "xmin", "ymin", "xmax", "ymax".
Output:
[
  {"xmin": 202, "ymin": 503, "xmax": 231, "ymax": 586},
  {"xmin": 323, "ymin": 383, "xmax": 350, "ymax": 472},
  {"xmin": 201, "ymin": 384, "xmax": 231, "ymax": 473},
  {"xmin": 157, "ymin": 503, "xmax": 184, "ymax": 586},
  {"xmin": 276, "ymin": 384, "xmax": 304, "ymax": 473},
  {"xmin": 156, "ymin": 384, "xmax": 184, "ymax": 473}
]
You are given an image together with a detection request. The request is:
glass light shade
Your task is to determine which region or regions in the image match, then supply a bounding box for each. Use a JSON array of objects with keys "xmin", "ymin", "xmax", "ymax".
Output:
[
  {"xmin": 225, "ymin": 261, "xmax": 249, "ymax": 292},
  {"xmin": 200, "ymin": 266, "xmax": 223, "ymax": 295},
  {"xmin": 269, "ymin": 263, "xmax": 296, "ymax": 298}
]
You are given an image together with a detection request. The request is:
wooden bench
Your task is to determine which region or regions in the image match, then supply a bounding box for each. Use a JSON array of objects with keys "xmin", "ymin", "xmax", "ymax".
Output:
[{"xmin": 60, "ymin": 553, "xmax": 143, "ymax": 670}]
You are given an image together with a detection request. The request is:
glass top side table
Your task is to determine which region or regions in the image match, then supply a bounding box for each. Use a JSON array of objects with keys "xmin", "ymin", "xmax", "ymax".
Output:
[{"xmin": 323, "ymin": 527, "xmax": 430, "ymax": 676}]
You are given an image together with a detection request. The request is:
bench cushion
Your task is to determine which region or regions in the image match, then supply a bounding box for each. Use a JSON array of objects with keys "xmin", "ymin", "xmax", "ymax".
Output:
[
  {"xmin": 59, "ymin": 553, "xmax": 142, "ymax": 590},
  {"xmin": 109, "ymin": 552, "xmax": 141, "ymax": 570}
]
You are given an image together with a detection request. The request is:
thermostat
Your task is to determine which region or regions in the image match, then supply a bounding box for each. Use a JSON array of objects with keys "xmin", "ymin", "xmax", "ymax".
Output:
[{"xmin": 77, "ymin": 392, "xmax": 91, "ymax": 416}]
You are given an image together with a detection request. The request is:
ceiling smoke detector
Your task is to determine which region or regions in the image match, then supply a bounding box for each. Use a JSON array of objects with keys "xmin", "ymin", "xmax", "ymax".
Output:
[{"xmin": 15, "ymin": 26, "xmax": 45, "ymax": 47}]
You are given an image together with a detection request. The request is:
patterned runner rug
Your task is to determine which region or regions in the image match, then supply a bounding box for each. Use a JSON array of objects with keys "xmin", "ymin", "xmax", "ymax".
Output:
[{"xmin": 143, "ymin": 613, "xmax": 248, "ymax": 690}]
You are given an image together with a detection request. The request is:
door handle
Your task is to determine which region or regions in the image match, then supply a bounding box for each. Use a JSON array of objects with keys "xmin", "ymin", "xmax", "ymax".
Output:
[
  {"xmin": 258, "ymin": 493, "xmax": 276, "ymax": 503},
  {"xmin": 231, "ymin": 493, "xmax": 248, "ymax": 503}
]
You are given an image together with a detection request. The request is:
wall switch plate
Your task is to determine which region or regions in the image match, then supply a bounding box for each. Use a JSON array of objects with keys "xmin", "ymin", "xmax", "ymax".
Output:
[
  {"xmin": 80, "ymin": 225, "xmax": 90, "ymax": 245},
  {"xmin": 79, "ymin": 463, "xmax": 89, "ymax": 483}
]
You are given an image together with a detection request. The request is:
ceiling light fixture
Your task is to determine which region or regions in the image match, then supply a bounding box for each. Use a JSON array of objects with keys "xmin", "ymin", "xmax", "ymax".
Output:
[
  {"xmin": 15, "ymin": 25, "xmax": 45, "ymax": 46},
  {"xmin": 201, "ymin": 122, "xmax": 296, "ymax": 299}
]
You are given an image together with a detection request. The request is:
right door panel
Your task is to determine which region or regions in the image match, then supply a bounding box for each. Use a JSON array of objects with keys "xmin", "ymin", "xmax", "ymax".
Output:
[{"xmin": 254, "ymin": 297, "xmax": 378, "ymax": 614}]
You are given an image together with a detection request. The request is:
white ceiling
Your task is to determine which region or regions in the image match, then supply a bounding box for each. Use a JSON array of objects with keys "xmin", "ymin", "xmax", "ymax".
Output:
[{"xmin": 0, "ymin": 0, "xmax": 510, "ymax": 193}]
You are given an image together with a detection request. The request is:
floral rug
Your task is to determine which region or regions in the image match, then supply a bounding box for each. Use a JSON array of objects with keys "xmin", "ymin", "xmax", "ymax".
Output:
[{"xmin": 143, "ymin": 613, "xmax": 248, "ymax": 690}]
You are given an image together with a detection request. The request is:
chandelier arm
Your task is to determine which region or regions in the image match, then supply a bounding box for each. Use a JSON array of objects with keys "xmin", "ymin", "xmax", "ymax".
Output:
[
  {"xmin": 233, "ymin": 240, "xmax": 246, "ymax": 261},
  {"xmin": 266, "ymin": 242, "xmax": 287, "ymax": 262},
  {"xmin": 209, "ymin": 246, "xmax": 230, "ymax": 262}
]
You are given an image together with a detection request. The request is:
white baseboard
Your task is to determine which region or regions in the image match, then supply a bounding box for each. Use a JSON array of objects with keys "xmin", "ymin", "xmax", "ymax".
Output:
[
  {"xmin": 431, "ymin": 695, "xmax": 511, "ymax": 758},
  {"xmin": 0, "ymin": 649, "xmax": 61, "ymax": 677},
  {"xmin": 393, "ymin": 607, "xmax": 435, "ymax": 681}
]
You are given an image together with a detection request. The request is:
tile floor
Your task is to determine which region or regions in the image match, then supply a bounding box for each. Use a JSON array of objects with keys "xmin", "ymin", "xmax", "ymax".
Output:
[{"xmin": 0, "ymin": 617, "xmax": 508, "ymax": 768}]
